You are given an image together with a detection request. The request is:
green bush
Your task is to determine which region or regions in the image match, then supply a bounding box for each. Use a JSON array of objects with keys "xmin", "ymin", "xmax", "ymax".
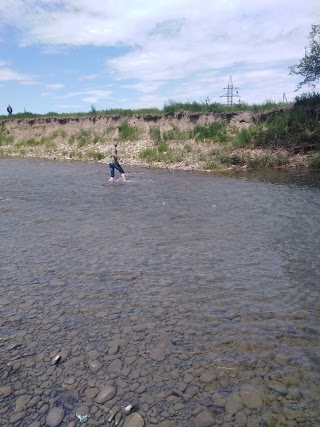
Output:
[
  {"xmin": 118, "ymin": 122, "xmax": 139, "ymax": 141},
  {"xmin": 77, "ymin": 129, "xmax": 91, "ymax": 147},
  {"xmin": 50, "ymin": 129, "xmax": 67, "ymax": 139},
  {"xmin": 255, "ymin": 109, "xmax": 320, "ymax": 152},
  {"xmin": 208, "ymin": 152, "xmax": 246, "ymax": 166},
  {"xmin": 68, "ymin": 151, "xmax": 83, "ymax": 159},
  {"xmin": 247, "ymin": 154, "xmax": 288, "ymax": 168},
  {"xmin": 149, "ymin": 126, "xmax": 162, "ymax": 144},
  {"xmin": 233, "ymin": 127, "xmax": 259, "ymax": 148},
  {"xmin": 205, "ymin": 158, "xmax": 221, "ymax": 169},
  {"xmin": 139, "ymin": 143, "xmax": 185, "ymax": 163},
  {"xmin": 16, "ymin": 138, "xmax": 41, "ymax": 148},
  {"xmin": 157, "ymin": 142, "xmax": 169, "ymax": 153},
  {"xmin": 194, "ymin": 121, "xmax": 227, "ymax": 141},
  {"xmin": 308, "ymin": 154, "xmax": 320, "ymax": 169},
  {"xmin": 162, "ymin": 126, "xmax": 192, "ymax": 141},
  {"xmin": 86, "ymin": 151, "xmax": 105, "ymax": 161},
  {"xmin": 295, "ymin": 92, "xmax": 320, "ymax": 106},
  {"xmin": 0, "ymin": 128, "xmax": 13, "ymax": 146}
]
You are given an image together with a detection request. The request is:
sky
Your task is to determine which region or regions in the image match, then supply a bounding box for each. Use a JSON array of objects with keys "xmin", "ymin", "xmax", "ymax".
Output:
[{"xmin": 0, "ymin": 0, "xmax": 319, "ymax": 115}]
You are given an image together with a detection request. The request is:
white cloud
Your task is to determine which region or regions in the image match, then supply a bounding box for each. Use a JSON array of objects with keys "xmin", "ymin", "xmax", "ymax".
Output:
[
  {"xmin": 45, "ymin": 83, "xmax": 65, "ymax": 90},
  {"xmin": 0, "ymin": 67, "xmax": 35, "ymax": 84},
  {"xmin": 53, "ymin": 104, "xmax": 84, "ymax": 111},
  {"xmin": 0, "ymin": 0, "xmax": 318, "ymax": 110},
  {"xmin": 52, "ymin": 89, "xmax": 112, "ymax": 104}
]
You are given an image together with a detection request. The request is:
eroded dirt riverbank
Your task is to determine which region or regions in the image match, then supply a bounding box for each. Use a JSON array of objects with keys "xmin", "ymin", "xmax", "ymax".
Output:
[{"xmin": 0, "ymin": 108, "xmax": 313, "ymax": 171}]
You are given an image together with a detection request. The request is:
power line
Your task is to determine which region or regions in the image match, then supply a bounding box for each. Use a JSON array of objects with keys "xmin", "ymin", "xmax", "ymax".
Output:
[{"xmin": 220, "ymin": 75, "xmax": 241, "ymax": 106}]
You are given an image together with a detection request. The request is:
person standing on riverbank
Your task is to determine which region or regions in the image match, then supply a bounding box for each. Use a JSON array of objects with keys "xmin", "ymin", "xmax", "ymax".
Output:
[
  {"xmin": 108, "ymin": 138, "xmax": 126, "ymax": 182},
  {"xmin": 7, "ymin": 105, "xmax": 12, "ymax": 115}
]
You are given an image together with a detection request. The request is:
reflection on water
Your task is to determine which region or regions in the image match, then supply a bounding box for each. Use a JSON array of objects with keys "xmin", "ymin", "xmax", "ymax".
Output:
[{"xmin": 0, "ymin": 158, "xmax": 319, "ymax": 426}]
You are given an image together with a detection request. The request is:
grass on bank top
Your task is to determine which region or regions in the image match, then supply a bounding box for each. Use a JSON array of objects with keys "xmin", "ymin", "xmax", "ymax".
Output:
[
  {"xmin": 1, "ymin": 93, "xmax": 319, "ymax": 120},
  {"xmin": 0, "ymin": 98, "xmax": 294, "ymax": 120}
]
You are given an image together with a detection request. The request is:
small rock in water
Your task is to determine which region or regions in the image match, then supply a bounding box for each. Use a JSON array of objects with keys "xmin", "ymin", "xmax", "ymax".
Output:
[
  {"xmin": 95, "ymin": 384, "xmax": 117, "ymax": 403},
  {"xmin": 88, "ymin": 360, "xmax": 102, "ymax": 373},
  {"xmin": 46, "ymin": 407, "xmax": 64, "ymax": 427},
  {"xmin": 193, "ymin": 411, "xmax": 215, "ymax": 427},
  {"xmin": 123, "ymin": 412, "xmax": 144, "ymax": 427},
  {"xmin": 240, "ymin": 384, "xmax": 263, "ymax": 409}
]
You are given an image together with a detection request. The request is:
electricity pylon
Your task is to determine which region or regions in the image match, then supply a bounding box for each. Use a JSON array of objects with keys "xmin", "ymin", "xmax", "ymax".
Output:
[{"xmin": 220, "ymin": 75, "xmax": 240, "ymax": 106}]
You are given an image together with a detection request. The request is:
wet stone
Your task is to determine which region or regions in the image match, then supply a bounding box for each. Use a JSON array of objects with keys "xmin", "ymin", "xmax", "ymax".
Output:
[
  {"xmin": 185, "ymin": 385, "xmax": 199, "ymax": 398},
  {"xmin": 46, "ymin": 407, "xmax": 65, "ymax": 427},
  {"xmin": 225, "ymin": 392, "xmax": 244, "ymax": 414},
  {"xmin": 157, "ymin": 421, "xmax": 178, "ymax": 427},
  {"xmin": 132, "ymin": 325, "xmax": 147, "ymax": 333},
  {"xmin": 63, "ymin": 377, "xmax": 76, "ymax": 385},
  {"xmin": 15, "ymin": 394, "xmax": 31, "ymax": 411},
  {"xmin": 212, "ymin": 392, "xmax": 226, "ymax": 407},
  {"xmin": 108, "ymin": 342, "xmax": 120, "ymax": 355},
  {"xmin": 235, "ymin": 411, "xmax": 247, "ymax": 427},
  {"xmin": 39, "ymin": 403, "xmax": 49, "ymax": 414},
  {"xmin": 109, "ymin": 358, "xmax": 122, "ymax": 372},
  {"xmin": 27, "ymin": 395, "xmax": 41, "ymax": 408},
  {"xmin": 10, "ymin": 411, "xmax": 27, "ymax": 424},
  {"xmin": 193, "ymin": 411, "xmax": 215, "ymax": 427},
  {"xmin": 240, "ymin": 384, "xmax": 263, "ymax": 409},
  {"xmin": 0, "ymin": 385, "xmax": 12, "ymax": 397},
  {"xmin": 85, "ymin": 387, "xmax": 99, "ymax": 399},
  {"xmin": 149, "ymin": 347, "xmax": 166, "ymax": 362},
  {"xmin": 199, "ymin": 371, "xmax": 216, "ymax": 384},
  {"xmin": 95, "ymin": 384, "xmax": 117, "ymax": 403},
  {"xmin": 75, "ymin": 405, "xmax": 90, "ymax": 416},
  {"xmin": 88, "ymin": 360, "xmax": 102, "ymax": 373},
  {"xmin": 265, "ymin": 381, "xmax": 288, "ymax": 395},
  {"xmin": 123, "ymin": 412, "xmax": 145, "ymax": 427}
]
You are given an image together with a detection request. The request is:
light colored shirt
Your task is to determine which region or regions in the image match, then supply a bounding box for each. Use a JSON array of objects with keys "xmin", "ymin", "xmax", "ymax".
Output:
[{"xmin": 109, "ymin": 145, "xmax": 119, "ymax": 163}]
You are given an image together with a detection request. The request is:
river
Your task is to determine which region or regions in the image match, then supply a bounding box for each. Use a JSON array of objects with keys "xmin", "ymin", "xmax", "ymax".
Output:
[{"xmin": 0, "ymin": 158, "xmax": 319, "ymax": 426}]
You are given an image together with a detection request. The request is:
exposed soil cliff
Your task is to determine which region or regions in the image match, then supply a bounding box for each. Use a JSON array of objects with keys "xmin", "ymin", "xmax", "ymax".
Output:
[{"xmin": 0, "ymin": 107, "xmax": 313, "ymax": 171}]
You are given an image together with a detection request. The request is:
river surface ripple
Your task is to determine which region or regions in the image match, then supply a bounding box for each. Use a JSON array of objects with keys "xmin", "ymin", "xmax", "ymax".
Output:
[{"xmin": 0, "ymin": 158, "xmax": 319, "ymax": 427}]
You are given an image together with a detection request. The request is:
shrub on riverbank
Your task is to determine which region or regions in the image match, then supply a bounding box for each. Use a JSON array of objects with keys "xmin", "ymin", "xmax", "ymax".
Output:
[
  {"xmin": 307, "ymin": 154, "xmax": 320, "ymax": 169},
  {"xmin": 0, "ymin": 128, "xmax": 13, "ymax": 146},
  {"xmin": 139, "ymin": 142, "xmax": 185, "ymax": 163},
  {"xmin": 118, "ymin": 122, "xmax": 140, "ymax": 141},
  {"xmin": 253, "ymin": 108, "xmax": 320, "ymax": 153},
  {"xmin": 205, "ymin": 151, "xmax": 288, "ymax": 170}
]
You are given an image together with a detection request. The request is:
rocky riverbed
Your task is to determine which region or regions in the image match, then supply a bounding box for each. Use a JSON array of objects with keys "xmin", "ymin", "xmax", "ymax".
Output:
[{"xmin": 0, "ymin": 159, "xmax": 319, "ymax": 426}]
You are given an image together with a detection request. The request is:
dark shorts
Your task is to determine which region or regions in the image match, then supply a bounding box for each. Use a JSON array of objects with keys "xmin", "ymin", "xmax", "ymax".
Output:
[{"xmin": 109, "ymin": 162, "xmax": 125, "ymax": 177}]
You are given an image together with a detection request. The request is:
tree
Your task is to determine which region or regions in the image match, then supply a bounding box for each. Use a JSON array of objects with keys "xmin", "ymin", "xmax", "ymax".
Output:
[{"xmin": 289, "ymin": 24, "xmax": 320, "ymax": 90}]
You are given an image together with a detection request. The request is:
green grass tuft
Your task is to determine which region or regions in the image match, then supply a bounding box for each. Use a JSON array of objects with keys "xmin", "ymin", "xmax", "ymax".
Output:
[
  {"xmin": 16, "ymin": 138, "xmax": 41, "ymax": 148},
  {"xmin": 139, "ymin": 142, "xmax": 185, "ymax": 163},
  {"xmin": 86, "ymin": 151, "xmax": 105, "ymax": 161},
  {"xmin": 118, "ymin": 122, "xmax": 139, "ymax": 141},
  {"xmin": 0, "ymin": 128, "xmax": 14, "ymax": 146},
  {"xmin": 149, "ymin": 126, "xmax": 162, "ymax": 144},
  {"xmin": 307, "ymin": 154, "xmax": 320, "ymax": 169},
  {"xmin": 194, "ymin": 122, "xmax": 227, "ymax": 142}
]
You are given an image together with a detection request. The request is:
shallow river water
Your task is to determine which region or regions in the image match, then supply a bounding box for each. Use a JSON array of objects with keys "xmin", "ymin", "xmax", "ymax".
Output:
[{"xmin": 0, "ymin": 158, "xmax": 319, "ymax": 427}]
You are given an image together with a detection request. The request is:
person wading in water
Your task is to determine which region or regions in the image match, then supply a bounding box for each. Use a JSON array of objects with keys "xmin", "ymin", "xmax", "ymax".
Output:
[{"xmin": 108, "ymin": 138, "xmax": 126, "ymax": 182}]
